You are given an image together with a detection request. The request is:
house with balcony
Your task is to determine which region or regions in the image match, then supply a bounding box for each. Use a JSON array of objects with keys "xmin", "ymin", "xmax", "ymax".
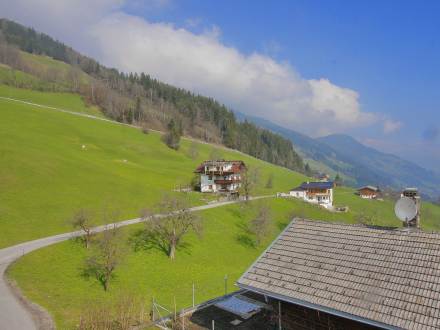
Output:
[
  {"xmin": 290, "ymin": 181, "xmax": 334, "ymax": 208},
  {"xmin": 194, "ymin": 160, "xmax": 246, "ymax": 194},
  {"xmin": 356, "ymin": 185, "xmax": 381, "ymax": 199}
]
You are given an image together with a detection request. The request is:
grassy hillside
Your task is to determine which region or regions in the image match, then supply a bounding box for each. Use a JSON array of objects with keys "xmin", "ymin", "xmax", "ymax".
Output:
[
  {"xmin": 2, "ymin": 85, "xmax": 439, "ymax": 329},
  {"xmin": 0, "ymin": 85, "xmax": 306, "ymax": 248},
  {"xmin": 2, "ymin": 197, "xmax": 387, "ymax": 329},
  {"xmin": 9, "ymin": 194, "xmax": 439, "ymax": 329}
]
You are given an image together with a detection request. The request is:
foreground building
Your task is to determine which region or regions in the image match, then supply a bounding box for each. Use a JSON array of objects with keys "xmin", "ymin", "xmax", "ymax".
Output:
[
  {"xmin": 195, "ymin": 160, "xmax": 245, "ymax": 194},
  {"xmin": 289, "ymin": 181, "xmax": 334, "ymax": 208},
  {"xmin": 357, "ymin": 185, "xmax": 381, "ymax": 199},
  {"xmin": 238, "ymin": 218, "xmax": 440, "ymax": 329}
]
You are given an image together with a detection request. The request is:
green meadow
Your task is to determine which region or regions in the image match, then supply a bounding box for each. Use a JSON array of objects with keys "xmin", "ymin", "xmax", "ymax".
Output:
[
  {"xmin": 0, "ymin": 85, "xmax": 305, "ymax": 248},
  {"xmin": 2, "ymin": 84, "xmax": 440, "ymax": 329},
  {"xmin": 3, "ymin": 197, "xmax": 385, "ymax": 329}
]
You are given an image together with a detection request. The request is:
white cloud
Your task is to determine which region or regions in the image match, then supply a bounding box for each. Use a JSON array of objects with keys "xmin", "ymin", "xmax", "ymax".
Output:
[
  {"xmin": 0, "ymin": 0, "xmax": 394, "ymax": 136},
  {"xmin": 383, "ymin": 119, "xmax": 403, "ymax": 134}
]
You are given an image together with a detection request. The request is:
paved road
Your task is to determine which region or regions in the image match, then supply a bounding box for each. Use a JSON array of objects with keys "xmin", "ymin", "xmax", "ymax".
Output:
[{"xmin": 0, "ymin": 196, "xmax": 270, "ymax": 330}]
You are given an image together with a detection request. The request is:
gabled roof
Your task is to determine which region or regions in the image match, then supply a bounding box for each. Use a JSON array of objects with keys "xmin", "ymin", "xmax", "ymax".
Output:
[
  {"xmin": 194, "ymin": 160, "xmax": 245, "ymax": 173},
  {"xmin": 358, "ymin": 185, "xmax": 380, "ymax": 192},
  {"xmin": 291, "ymin": 181, "xmax": 334, "ymax": 191},
  {"xmin": 237, "ymin": 219, "xmax": 440, "ymax": 330}
]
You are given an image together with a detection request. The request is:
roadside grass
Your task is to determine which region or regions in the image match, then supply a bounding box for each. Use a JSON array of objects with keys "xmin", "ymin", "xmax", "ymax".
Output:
[
  {"xmin": 4, "ymin": 198, "xmax": 357, "ymax": 329},
  {"xmin": 8, "ymin": 194, "xmax": 422, "ymax": 329},
  {"xmin": 0, "ymin": 87, "xmax": 306, "ymax": 248}
]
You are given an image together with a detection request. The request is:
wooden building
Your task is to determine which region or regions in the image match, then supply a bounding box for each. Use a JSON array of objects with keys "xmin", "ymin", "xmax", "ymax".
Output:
[
  {"xmin": 357, "ymin": 185, "xmax": 381, "ymax": 199},
  {"xmin": 238, "ymin": 219, "xmax": 440, "ymax": 329},
  {"xmin": 195, "ymin": 160, "xmax": 245, "ymax": 194}
]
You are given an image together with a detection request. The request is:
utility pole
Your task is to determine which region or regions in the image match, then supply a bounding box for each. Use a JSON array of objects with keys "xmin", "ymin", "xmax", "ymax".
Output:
[
  {"xmin": 192, "ymin": 283, "xmax": 195, "ymax": 307},
  {"xmin": 224, "ymin": 274, "xmax": 228, "ymax": 295}
]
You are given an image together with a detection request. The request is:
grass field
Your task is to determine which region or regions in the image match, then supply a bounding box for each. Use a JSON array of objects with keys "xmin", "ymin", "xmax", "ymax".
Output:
[
  {"xmin": 2, "ymin": 83, "xmax": 440, "ymax": 329},
  {"xmin": 10, "ymin": 193, "xmax": 438, "ymax": 329},
  {"xmin": 0, "ymin": 85, "xmax": 306, "ymax": 248},
  {"xmin": 3, "ymin": 197, "xmax": 369, "ymax": 329}
]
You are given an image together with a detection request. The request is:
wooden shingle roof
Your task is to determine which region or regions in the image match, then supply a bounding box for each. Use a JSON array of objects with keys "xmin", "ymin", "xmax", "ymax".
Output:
[{"xmin": 237, "ymin": 219, "xmax": 440, "ymax": 330}]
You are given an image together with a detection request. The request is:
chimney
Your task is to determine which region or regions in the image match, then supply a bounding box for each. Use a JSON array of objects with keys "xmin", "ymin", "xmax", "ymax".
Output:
[{"xmin": 402, "ymin": 188, "xmax": 421, "ymax": 228}]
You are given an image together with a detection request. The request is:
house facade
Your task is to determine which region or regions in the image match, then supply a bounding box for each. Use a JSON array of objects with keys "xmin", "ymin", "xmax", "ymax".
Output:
[
  {"xmin": 195, "ymin": 160, "xmax": 245, "ymax": 194},
  {"xmin": 357, "ymin": 185, "xmax": 380, "ymax": 199},
  {"xmin": 290, "ymin": 181, "xmax": 334, "ymax": 208}
]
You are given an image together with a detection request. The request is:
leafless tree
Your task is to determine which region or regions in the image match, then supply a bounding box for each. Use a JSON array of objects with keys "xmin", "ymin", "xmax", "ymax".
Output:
[
  {"xmin": 240, "ymin": 166, "xmax": 259, "ymax": 201},
  {"xmin": 141, "ymin": 195, "xmax": 203, "ymax": 260},
  {"xmin": 250, "ymin": 204, "xmax": 272, "ymax": 245},
  {"xmin": 70, "ymin": 209, "xmax": 95, "ymax": 249},
  {"xmin": 209, "ymin": 147, "xmax": 223, "ymax": 160},
  {"xmin": 78, "ymin": 294, "xmax": 146, "ymax": 329},
  {"xmin": 84, "ymin": 224, "xmax": 125, "ymax": 291},
  {"xmin": 265, "ymin": 173, "xmax": 274, "ymax": 189},
  {"xmin": 187, "ymin": 141, "xmax": 199, "ymax": 160},
  {"xmin": 356, "ymin": 212, "xmax": 377, "ymax": 226}
]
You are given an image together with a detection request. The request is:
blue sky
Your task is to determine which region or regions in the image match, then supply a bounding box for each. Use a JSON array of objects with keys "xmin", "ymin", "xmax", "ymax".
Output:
[
  {"xmin": 3, "ymin": 0, "xmax": 440, "ymax": 170},
  {"xmin": 139, "ymin": 0, "xmax": 440, "ymax": 169}
]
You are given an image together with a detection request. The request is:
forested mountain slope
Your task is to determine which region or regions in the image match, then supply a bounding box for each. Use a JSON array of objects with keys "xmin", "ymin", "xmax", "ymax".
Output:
[
  {"xmin": 238, "ymin": 112, "xmax": 440, "ymax": 200},
  {"xmin": 0, "ymin": 18, "xmax": 303, "ymax": 172}
]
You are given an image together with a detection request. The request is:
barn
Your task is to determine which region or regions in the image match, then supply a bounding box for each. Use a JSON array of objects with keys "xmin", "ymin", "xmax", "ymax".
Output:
[{"xmin": 357, "ymin": 186, "xmax": 381, "ymax": 199}]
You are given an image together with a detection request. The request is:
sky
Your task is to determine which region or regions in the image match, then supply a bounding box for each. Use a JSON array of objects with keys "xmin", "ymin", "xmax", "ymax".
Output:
[{"xmin": 1, "ymin": 0, "xmax": 439, "ymax": 171}]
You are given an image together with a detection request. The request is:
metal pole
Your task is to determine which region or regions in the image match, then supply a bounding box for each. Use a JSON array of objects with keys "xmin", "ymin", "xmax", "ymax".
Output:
[
  {"xmin": 278, "ymin": 300, "xmax": 282, "ymax": 330},
  {"xmin": 212, "ymin": 320, "xmax": 215, "ymax": 330},
  {"xmin": 152, "ymin": 297, "xmax": 155, "ymax": 321},
  {"xmin": 174, "ymin": 296, "xmax": 177, "ymax": 320},
  {"xmin": 192, "ymin": 283, "xmax": 195, "ymax": 307},
  {"xmin": 224, "ymin": 275, "xmax": 228, "ymax": 295}
]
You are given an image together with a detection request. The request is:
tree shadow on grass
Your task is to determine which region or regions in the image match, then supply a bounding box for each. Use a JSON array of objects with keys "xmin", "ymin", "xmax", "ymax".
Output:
[
  {"xmin": 235, "ymin": 221, "xmax": 256, "ymax": 249},
  {"xmin": 277, "ymin": 221, "xmax": 289, "ymax": 231},
  {"xmin": 128, "ymin": 229, "xmax": 192, "ymax": 257}
]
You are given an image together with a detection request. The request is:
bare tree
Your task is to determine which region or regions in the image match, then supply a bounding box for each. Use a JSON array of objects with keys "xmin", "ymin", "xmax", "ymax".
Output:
[
  {"xmin": 250, "ymin": 204, "xmax": 272, "ymax": 245},
  {"xmin": 209, "ymin": 147, "xmax": 223, "ymax": 160},
  {"xmin": 79, "ymin": 294, "xmax": 146, "ymax": 329},
  {"xmin": 240, "ymin": 166, "xmax": 259, "ymax": 201},
  {"xmin": 141, "ymin": 195, "xmax": 203, "ymax": 260},
  {"xmin": 187, "ymin": 141, "xmax": 199, "ymax": 160},
  {"xmin": 70, "ymin": 209, "xmax": 95, "ymax": 248},
  {"xmin": 356, "ymin": 212, "xmax": 377, "ymax": 226},
  {"xmin": 265, "ymin": 173, "xmax": 274, "ymax": 189},
  {"xmin": 84, "ymin": 225, "xmax": 125, "ymax": 291}
]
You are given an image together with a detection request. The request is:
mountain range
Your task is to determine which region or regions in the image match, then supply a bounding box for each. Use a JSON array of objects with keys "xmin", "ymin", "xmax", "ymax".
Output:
[{"xmin": 237, "ymin": 112, "xmax": 440, "ymax": 200}]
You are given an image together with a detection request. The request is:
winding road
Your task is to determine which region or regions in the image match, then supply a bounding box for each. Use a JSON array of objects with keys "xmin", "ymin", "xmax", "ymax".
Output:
[{"xmin": 0, "ymin": 196, "xmax": 270, "ymax": 329}]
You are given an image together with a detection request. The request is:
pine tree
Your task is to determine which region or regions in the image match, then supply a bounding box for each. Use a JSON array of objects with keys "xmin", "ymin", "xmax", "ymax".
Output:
[{"xmin": 163, "ymin": 119, "xmax": 181, "ymax": 150}]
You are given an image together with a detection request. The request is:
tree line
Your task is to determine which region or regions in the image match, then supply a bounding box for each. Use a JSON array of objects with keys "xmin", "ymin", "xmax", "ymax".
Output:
[{"xmin": 0, "ymin": 18, "xmax": 304, "ymax": 172}]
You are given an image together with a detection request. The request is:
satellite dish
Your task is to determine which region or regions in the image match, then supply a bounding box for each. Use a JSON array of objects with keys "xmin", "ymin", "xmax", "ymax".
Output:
[{"xmin": 394, "ymin": 197, "xmax": 417, "ymax": 222}]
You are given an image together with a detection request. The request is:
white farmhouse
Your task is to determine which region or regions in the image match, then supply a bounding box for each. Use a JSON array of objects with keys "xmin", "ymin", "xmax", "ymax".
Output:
[
  {"xmin": 195, "ymin": 160, "xmax": 245, "ymax": 194},
  {"xmin": 290, "ymin": 181, "xmax": 334, "ymax": 208}
]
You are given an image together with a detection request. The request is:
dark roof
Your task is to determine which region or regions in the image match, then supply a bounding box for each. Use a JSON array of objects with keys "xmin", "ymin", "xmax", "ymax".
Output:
[
  {"xmin": 358, "ymin": 186, "xmax": 380, "ymax": 192},
  {"xmin": 293, "ymin": 181, "xmax": 334, "ymax": 190},
  {"xmin": 238, "ymin": 219, "xmax": 440, "ymax": 330},
  {"xmin": 194, "ymin": 160, "xmax": 245, "ymax": 173}
]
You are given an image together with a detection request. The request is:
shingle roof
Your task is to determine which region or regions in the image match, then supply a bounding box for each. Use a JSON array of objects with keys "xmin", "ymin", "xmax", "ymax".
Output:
[
  {"xmin": 302, "ymin": 181, "xmax": 334, "ymax": 189},
  {"xmin": 237, "ymin": 219, "xmax": 440, "ymax": 330},
  {"xmin": 358, "ymin": 186, "xmax": 380, "ymax": 192},
  {"xmin": 194, "ymin": 160, "xmax": 245, "ymax": 173}
]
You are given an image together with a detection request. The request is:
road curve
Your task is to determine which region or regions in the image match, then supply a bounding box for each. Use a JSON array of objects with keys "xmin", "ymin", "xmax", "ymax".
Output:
[{"xmin": 0, "ymin": 196, "xmax": 271, "ymax": 330}]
